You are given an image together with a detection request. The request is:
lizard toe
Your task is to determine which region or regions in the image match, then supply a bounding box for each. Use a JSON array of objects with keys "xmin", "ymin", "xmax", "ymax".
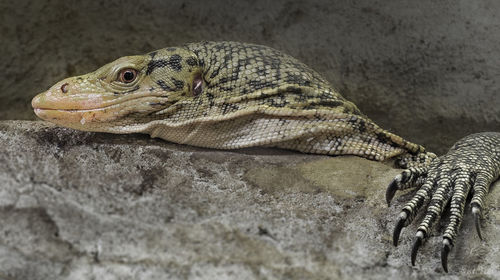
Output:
[
  {"xmin": 470, "ymin": 172, "xmax": 497, "ymax": 240},
  {"xmin": 386, "ymin": 167, "xmax": 428, "ymax": 206}
]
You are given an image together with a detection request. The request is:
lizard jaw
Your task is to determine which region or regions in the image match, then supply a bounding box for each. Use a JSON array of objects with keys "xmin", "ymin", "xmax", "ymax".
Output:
[{"xmin": 33, "ymin": 95, "xmax": 170, "ymax": 133}]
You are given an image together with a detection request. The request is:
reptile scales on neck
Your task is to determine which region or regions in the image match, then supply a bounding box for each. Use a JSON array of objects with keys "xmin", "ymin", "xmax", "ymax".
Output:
[{"xmin": 31, "ymin": 41, "xmax": 500, "ymax": 273}]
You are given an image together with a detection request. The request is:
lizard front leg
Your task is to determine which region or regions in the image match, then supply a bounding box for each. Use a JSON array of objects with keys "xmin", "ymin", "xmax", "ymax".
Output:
[{"xmin": 386, "ymin": 132, "xmax": 500, "ymax": 272}]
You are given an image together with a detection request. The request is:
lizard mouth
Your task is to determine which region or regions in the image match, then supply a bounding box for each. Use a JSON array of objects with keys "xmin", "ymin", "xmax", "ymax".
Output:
[
  {"xmin": 32, "ymin": 93, "xmax": 169, "ymax": 129},
  {"xmin": 33, "ymin": 101, "xmax": 117, "ymax": 113},
  {"xmin": 31, "ymin": 89, "xmax": 163, "ymax": 111}
]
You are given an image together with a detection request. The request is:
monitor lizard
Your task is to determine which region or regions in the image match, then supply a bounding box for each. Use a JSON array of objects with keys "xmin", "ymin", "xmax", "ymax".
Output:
[{"xmin": 31, "ymin": 41, "xmax": 500, "ymax": 272}]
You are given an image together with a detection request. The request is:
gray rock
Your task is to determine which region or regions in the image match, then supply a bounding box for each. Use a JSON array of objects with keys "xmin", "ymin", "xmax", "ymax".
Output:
[{"xmin": 0, "ymin": 120, "xmax": 498, "ymax": 279}]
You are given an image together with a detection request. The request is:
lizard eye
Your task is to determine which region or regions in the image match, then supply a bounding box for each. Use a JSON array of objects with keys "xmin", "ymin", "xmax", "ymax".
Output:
[{"xmin": 118, "ymin": 68, "xmax": 138, "ymax": 83}]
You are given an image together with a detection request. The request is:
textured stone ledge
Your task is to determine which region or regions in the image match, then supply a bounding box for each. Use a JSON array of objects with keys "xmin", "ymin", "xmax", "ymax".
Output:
[{"xmin": 0, "ymin": 121, "xmax": 498, "ymax": 279}]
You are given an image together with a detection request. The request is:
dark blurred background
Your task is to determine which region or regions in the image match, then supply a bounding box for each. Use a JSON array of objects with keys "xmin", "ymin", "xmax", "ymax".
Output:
[{"xmin": 1, "ymin": 0, "xmax": 498, "ymax": 154}]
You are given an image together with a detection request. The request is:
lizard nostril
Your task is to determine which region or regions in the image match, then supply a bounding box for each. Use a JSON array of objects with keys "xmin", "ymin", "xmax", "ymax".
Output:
[{"xmin": 61, "ymin": 83, "xmax": 69, "ymax": 93}]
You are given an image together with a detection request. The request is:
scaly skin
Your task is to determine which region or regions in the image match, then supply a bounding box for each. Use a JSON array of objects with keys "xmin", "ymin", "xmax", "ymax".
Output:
[
  {"xmin": 31, "ymin": 41, "xmax": 500, "ymax": 272},
  {"xmin": 386, "ymin": 132, "xmax": 500, "ymax": 272}
]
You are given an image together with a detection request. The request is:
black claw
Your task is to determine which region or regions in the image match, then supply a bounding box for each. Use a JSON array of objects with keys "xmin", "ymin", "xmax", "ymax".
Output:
[
  {"xmin": 411, "ymin": 234, "xmax": 423, "ymax": 266},
  {"xmin": 386, "ymin": 180, "xmax": 398, "ymax": 206},
  {"xmin": 441, "ymin": 239, "xmax": 452, "ymax": 273},
  {"xmin": 472, "ymin": 206, "xmax": 483, "ymax": 240},
  {"xmin": 474, "ymin": 212, "xmax": 483, "ymax": 240},
  {"xmin": 393, "ymin": 214, "xmax": 407, "ymax": 246}
]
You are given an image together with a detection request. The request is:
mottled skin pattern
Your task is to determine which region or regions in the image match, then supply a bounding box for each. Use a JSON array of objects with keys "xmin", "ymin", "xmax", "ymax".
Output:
[{"xmin": 31, "ymin": 41, "xmax": 500, "ymax": 272}]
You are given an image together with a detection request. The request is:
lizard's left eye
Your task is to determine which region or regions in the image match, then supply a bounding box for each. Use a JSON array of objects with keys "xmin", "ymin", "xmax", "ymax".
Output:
[{"xmin": 118, "ymin": 68, "xmax": 138, "ymax": 83}]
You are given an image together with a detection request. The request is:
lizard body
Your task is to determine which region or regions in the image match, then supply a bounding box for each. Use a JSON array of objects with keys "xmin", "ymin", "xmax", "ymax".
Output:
[
  {"xmin": 32, "ymin": 42, "xmax": 428, "ymax": 163},
  {"xmin": 31, "ymin": 41, "xmax": 500, "ymax": 272}
]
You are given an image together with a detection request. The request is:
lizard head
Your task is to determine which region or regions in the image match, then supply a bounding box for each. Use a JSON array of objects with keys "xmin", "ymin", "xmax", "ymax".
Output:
[{"xmin": 32, "ymin": 47, "xmax": 202, "ymax": 133}]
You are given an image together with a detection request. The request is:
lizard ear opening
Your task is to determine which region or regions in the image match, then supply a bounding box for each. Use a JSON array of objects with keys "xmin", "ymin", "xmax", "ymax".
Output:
[{"xmin": 193, "ymin": 74, "xmax": 203, "ymax": 96}]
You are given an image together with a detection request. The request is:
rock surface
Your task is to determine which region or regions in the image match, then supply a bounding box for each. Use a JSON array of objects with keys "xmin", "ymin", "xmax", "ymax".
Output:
[
  {"xmin": 0, "ymin": 120, "xmax": 499, "ymax": 280},
  {"xmin": 1, "ymin": 0, "xmax": 500, "ymax": 154}
]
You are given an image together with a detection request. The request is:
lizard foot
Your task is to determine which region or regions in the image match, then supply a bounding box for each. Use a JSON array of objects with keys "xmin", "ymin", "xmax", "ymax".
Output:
[{"xmin": 386, "ymin": 132, "xmax": 500, "ymax": 272}]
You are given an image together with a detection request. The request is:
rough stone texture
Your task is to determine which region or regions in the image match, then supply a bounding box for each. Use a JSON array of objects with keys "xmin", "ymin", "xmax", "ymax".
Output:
[
  {"xmin": 0, "ymin": 0, "xmax": 499, "ymax": 154},
  {"xmin": 0, "ymin": 121, "xmax": 499, "ymax": 279}
]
